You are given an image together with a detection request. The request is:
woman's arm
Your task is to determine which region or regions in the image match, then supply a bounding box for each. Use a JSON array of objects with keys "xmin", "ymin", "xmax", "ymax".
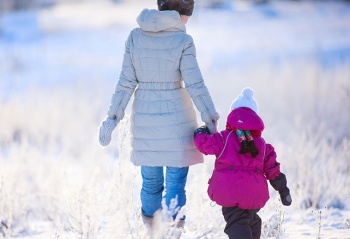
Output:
[
  {"xmin": 107, "ymin": 30, "xmax": 138, "ymax": 122},
  {"xmin": 99, "ymin": 31, "xmax": 138, "ymax": 146},
  {"xmin": 180, "ymin": 35, "xmax": 219, "ymax": 133}
]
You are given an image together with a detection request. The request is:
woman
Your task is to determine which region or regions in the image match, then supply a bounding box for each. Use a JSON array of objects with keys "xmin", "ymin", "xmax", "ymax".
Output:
[{"xmin": 99, "ymin": 0, "xmax": 219, "ymax": 229}]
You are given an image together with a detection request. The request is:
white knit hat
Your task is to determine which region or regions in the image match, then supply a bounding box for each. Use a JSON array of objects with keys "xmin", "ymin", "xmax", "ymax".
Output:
[{"xmin": 230, "ymin": 87, "xmax": 259, "ymax": 113}]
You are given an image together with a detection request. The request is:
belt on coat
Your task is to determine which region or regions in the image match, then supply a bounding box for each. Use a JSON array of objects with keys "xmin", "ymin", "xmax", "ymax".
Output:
[{"xmin": 137, "ymin": 81, "xmax": 183, "ymax": 90}]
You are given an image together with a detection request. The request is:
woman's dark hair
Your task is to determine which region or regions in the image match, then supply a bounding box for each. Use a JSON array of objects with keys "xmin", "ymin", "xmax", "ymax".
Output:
[{"xmin": 157, "ymin": 0, "xmax": 195, "ymax": 16}]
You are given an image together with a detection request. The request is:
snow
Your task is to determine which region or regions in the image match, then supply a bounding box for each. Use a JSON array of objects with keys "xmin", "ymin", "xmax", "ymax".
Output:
[{"xmin": 0, "ymin": 0, "xmax": 350, "ymax": 238}]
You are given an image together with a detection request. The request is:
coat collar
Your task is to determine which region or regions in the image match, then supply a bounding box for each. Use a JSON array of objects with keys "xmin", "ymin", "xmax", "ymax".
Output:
[{"xmin": 137, "ymin": 9, "xmax": 186, "ymax": 33}]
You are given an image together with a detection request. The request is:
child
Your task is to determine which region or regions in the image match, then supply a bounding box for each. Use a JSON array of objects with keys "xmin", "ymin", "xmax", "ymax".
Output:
[{"xmin": 194, "ymin": 87, "xmax": 292, "ymax": 239}]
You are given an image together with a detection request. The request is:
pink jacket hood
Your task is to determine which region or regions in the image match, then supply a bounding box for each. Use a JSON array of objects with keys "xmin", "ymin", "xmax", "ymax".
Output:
[{"xmin": 226, "ymin": 107, "xmax": 265, "ymax": 132}]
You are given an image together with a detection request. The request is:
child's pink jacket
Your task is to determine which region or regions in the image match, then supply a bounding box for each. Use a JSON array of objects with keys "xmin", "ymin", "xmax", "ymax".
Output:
[{"xmin": 194, "ymin": 107, "xmax": 281, "ymax": 209}]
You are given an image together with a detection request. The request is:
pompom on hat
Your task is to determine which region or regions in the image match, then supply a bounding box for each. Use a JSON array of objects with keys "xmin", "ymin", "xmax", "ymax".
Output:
[{"xmin": 230, "ymin": 87, "xmax": 259, "ymax": 113}]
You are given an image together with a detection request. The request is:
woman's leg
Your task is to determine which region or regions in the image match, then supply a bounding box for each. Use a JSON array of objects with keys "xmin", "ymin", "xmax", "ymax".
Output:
[
  {"xmin": 140, "ymin": 166, "xmax": 164, "ymax": 217},
  {"xmin": 164, "ymin": 166, "xmax": 189, "ymax": 218}
]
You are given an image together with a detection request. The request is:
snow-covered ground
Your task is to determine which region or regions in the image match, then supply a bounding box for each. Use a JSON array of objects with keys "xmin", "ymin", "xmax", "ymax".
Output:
[{"xmin": 0, "ymin": 0, "xmax": 350, "ymax": 238}]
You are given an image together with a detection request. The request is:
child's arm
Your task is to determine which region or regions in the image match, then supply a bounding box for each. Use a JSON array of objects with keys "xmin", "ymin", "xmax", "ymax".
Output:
[
  {"xmin": 263, "ymin": 144, "xmax": 292, "ymax": 206},
  {"xmin": 194, "ymin": 126, "xmax": 224, "ymax": 156},
  {"xmin": 263, "ymin": 144, "xmax": 280, "ymax": 180}
]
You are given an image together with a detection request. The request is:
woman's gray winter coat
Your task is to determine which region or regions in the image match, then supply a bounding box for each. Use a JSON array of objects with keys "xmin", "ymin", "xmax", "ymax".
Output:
[{"xmin": 105, "ymin": 9, "xmax": 219, "ymax": 167}]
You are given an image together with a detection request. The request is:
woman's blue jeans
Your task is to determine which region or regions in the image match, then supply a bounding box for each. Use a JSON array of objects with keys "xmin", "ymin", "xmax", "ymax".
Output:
[{"xmin": 140, "ymin": 166, "xmax": 189, "ymax": 218}]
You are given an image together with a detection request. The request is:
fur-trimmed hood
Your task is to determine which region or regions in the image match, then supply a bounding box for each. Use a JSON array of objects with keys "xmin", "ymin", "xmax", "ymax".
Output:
[{"xmin": 137, "ymin": 9, "xmax": 186, "ymax": 33}]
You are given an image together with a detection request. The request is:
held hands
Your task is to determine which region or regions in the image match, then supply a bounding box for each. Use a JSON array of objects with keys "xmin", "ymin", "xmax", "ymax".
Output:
[
  {"xmin": 99, "ymin": 116, "xmax": 118, "ymax": 146},
  {"xmin": 205, "ymin": 112, "xmax": 220, "ymax": 134},
  {"xmin": 206, "ymin": 123, "xmax": 217, "ymax": 134}
]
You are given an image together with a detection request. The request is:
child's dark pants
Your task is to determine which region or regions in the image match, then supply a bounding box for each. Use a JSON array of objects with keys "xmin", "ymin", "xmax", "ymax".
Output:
[{"xmin": 222, "ymin": 206, "xmax": 261, "ymax": 239}]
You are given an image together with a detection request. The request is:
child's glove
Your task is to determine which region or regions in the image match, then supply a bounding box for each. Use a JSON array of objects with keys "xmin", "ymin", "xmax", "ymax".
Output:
[
  {"xmin": 99, "ymin": 116, "xmax": 118, "ymax": 146},
  {"xmin": 269, "ymin": 173, "xmax": 292, "ymax": 206},
  {"xmin": 194, "ymin": 125, "xmax": 210, "ymax": 137},
  {"xmin": 279, "ymin": 186, "xmax": 292, "ymax": 206}
]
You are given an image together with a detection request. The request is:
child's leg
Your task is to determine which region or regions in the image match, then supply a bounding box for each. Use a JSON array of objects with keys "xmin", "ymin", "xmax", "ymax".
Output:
[
  {"xmin": 164, "ymin": 166, "xmax": 189, "ymax": 219},
  {"xmin": 248, "ymin": 210, "xmax": 262, "ymax": 239},
  {"xmin": 140, "ymin": 166, "xmax": 164, "ymax": 218},
  {"xmin": 222, "ymin": 206, "xmax": 254, "ymax": 239}
]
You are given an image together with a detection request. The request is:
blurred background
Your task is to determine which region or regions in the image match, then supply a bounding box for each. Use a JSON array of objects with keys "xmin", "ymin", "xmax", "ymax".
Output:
[{"xmin": 0, "ymin": 0, "xmax": 350, "ymax": 238}]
